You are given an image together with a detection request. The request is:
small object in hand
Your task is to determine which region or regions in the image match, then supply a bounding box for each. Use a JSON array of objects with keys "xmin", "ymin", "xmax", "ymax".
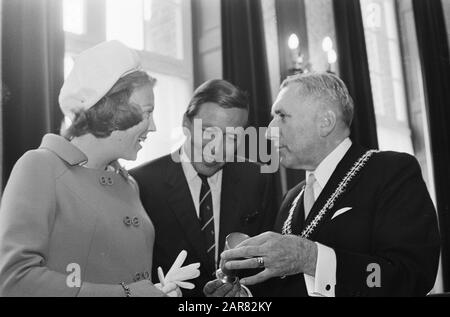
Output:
[
  {"xmin": 216, "ymin": 268, "xmax": 239, "ymax": 285},
  {"xmin": 217, "ymin": 232, "xmax": 250, "ymax": 284}
]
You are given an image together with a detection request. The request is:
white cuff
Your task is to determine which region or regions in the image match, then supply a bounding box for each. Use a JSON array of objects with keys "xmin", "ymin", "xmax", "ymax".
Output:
[{"xmin": 303, "ymin": 243, "xmax": 336, "ymax": 297}]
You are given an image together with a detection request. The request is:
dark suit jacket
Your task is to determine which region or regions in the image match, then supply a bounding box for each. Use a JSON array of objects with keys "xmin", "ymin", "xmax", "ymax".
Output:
[
  {"xmin": 130, "ymin": 152, "xmax": 277, "ymax": 297},
  {"xmin": 261, "ymin": 143, "xmax": 440, "ymax": 297}
]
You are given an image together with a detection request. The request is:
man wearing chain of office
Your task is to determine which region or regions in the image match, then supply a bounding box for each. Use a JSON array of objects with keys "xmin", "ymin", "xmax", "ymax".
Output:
[{"xmin": 204, "ymin": 72, "xmax": 440, "ymax": 297}]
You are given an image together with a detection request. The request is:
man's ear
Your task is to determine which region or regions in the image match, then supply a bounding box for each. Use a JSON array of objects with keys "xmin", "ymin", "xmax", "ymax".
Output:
[
  {"xmin": 319, "ymin": 110, "xmax": 337, "ymax": 137},
  {"xmin": 182, "ymin": 115, "xmax": 192, "ymax": 134}
]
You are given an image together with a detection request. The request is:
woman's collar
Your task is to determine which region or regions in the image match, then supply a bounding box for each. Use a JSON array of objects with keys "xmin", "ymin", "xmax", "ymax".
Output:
[{"xmin": 39, "ymin": 134, "xmax": 88, "ymax": 166}]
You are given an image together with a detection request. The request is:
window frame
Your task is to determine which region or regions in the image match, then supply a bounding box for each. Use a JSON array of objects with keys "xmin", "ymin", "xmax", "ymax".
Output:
[
  {"xmin": 64, "ymin": 0, "xmax": 194, "ymax": 88},
  {"xmin": 360, "ymin": 0, "xmax": 414, "ymax": 154}
]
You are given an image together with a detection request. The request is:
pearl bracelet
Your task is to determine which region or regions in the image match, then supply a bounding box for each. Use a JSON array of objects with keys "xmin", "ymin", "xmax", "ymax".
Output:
[{"xmin": 120, "ymin": 282, "xmax": 132, "ymax": 297}]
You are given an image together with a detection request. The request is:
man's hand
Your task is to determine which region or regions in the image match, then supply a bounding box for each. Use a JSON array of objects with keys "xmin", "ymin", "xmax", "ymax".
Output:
[
  {"xmin": 203, "ymin": 280, "xmax": 242, "ymax": 297},
  {"xmin": 221, "ymin": 232, "xmax": 318, "ymax": 286}
]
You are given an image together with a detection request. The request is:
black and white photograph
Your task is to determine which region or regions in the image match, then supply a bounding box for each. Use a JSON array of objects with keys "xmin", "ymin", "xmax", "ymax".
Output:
[{"xmin": 0, "ymin": 0, "xmax": 449, "ymax": 300}]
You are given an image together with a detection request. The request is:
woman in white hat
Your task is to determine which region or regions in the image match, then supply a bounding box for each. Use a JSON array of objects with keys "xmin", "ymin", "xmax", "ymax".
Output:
[{"xmin": 0, "ymin": 41, "xmax": 199, "ymax": 297}]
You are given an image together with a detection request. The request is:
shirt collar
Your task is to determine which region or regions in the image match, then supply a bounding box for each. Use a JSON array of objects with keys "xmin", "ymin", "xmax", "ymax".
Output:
[
  {"xmin": 39, "ymin": 134, "xmax": 88, "ymax": 166},
  {"xmin": 306, "ymin": 138, "xmax": 352, "ymax": 189},
  {"xmin": 180, "ymin": 143, "xmax": 222, "ymax": 185}
]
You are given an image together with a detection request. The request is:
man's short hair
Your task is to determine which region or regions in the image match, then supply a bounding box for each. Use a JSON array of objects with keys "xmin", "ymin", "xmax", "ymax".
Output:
[
  {"xmin": 281, "ymin": 72, "xmax": 354, "ymax": 128},
  {"xmin": 184, "ymin": 79, "xmax": 249, "ymax": 120},
  {"xmin": 63, "ymin": 71, "xmax": 156, "ymax": 139}
]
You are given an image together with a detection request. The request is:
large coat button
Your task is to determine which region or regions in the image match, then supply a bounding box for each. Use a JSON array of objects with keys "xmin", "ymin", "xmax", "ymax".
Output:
[
  {"xmin": 100, "ymin": 176, "xmax": 107, "ymax": 185},
  {"xmin": 134, "ymin": 273, "xmax": 142, "ymax": 282},
  {"xmin": 132, "ymin": 217, "xmax": 140, "ymax": 227},
  {"xmin": 124, "ymin": 216, "xmax": 132, "ymax": 227},
  {"xmin": 106, "ymin": 177, "xmax": 114, "ymax": 186}
]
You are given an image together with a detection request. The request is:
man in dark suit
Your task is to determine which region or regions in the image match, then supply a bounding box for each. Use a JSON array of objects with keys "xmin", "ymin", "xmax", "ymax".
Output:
[
  {"xmin": 130, "ymin": 80, "xmax": 277, "ymax": 297},
  {"xmin": 216, "ymin": 72, "xmax": 440, "ymax": 297}
]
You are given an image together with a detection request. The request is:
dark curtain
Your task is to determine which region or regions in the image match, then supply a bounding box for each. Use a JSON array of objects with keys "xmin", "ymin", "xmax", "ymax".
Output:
[
  {"xmin": 333, "ymin": 0, "xmax": 379, "ymax": 150},
  {"xmin": 412, "ymin": 0, "xmax": 450, "ymax": 291},
  {"xmin": 2, "ymin": 0, "xmax": 64, "ymax": 188},
  {"xmin": 274, "ymin": 0, "xmax": 309, "ymax": 190},
  {"xmin": 221, "ymin": 0, "xmax": 272, "ymax": 128},
  {"xmin": 221, "ymin": 0, "xmax": 282, "ymax": 205}
]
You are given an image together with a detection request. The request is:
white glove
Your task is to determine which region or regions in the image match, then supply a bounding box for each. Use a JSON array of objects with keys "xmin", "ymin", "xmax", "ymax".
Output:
[
  {"xmin": 157, "ymin": 250, "xmax": 201, "ymax": 292},
  {"xmin": 154, "ymin": 282, "xmax": 182, "ymax": 297}
]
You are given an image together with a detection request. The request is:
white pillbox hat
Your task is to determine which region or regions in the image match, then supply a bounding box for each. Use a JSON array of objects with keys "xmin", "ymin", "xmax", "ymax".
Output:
[{"xmin": 59, "ymin": 40, "xmax": 142, "ymax": 119}]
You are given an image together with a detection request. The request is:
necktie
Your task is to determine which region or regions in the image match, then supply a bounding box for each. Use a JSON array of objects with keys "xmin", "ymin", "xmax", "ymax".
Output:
[
  {"xmin": 304, "ymin": 173, "xmax": 317, "ymax": 219},
  {"xmin": 198, "ymin": 174, "xmax": 215, "ymax": 270}
]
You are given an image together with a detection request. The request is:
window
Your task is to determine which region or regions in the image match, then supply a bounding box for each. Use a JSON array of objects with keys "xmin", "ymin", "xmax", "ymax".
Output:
[
  {"xmin": 63, "ymin": 0, "xmax": 194, "ymax": 168},
  {"xmin": 362, "ymin": 1, "xmax": 441, "ymax": 293},
  {"xmin": 63, "ymin": 0, "xmax": 85, "ymax": 35},
  {"xmin": 361, "ymin": 0, "xmax": 414, "ymax": 155},
  {"xmin": 360, "ymin": 0, "xmax": 437, "ymax": 203},
  {"xmin": 106, "ymin": 0, "xmax": 145, "ymax": 50}
]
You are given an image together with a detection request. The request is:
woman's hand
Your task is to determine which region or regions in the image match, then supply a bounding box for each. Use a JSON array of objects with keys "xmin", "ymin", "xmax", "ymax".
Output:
[{"xmin": 127, "ymin": 280, "xmax": 166, "ymax": 297}]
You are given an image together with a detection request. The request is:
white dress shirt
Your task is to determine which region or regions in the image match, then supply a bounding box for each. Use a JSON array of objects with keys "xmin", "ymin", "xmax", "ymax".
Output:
[
  {"xmin": 180, "ymin": 146, "xmax": 223, "ymax": 267},
  {"xmin": 303, "ymin": 138, "xmax": 352, "ymax": 297},
  {"xmin": 180, "ymin": 146, "xmax": 255, "ymax": 297}
]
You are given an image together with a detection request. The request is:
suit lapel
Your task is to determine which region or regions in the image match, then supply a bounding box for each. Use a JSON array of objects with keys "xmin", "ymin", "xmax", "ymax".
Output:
[
  {"xmin": 274, "ymin": 182, "xmax": 304, "ymax": 233},
  {"xmin": 218, "ymin": 163, "xmax": 242, "ymax": 255},
  {"xmin": 292, "ymin": 190, "xmax": 306, "ymax": 235},
  {"xmin": 303, "ymin": 144, "xmax": 367, "ymax": 239},
  {"xmin": 164, "ymin": 152, "xmax": 213, "ymax": 273}
]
